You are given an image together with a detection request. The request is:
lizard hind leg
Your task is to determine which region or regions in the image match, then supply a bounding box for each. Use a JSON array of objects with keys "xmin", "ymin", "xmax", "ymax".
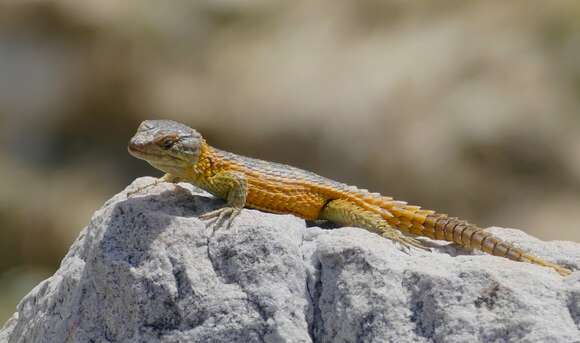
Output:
[{"xmin": 320, "ymin": 199, "xmax": 431, "ymax": 253}]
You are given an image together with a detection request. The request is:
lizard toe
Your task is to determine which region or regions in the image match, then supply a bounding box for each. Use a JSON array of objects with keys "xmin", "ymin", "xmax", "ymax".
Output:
[
  {"xmin": 200, "ymin": 207, "xmax": 242, "ymax": 231},
  {"xmin": 381, "ymin": 230, "xmax": 431, "ymax": 253}
]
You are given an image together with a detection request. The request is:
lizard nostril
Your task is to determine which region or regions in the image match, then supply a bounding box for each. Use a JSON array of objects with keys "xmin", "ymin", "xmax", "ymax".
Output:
[{"xmin": 128, "ymin": 138, "xmax": 145, "ymax": 154}]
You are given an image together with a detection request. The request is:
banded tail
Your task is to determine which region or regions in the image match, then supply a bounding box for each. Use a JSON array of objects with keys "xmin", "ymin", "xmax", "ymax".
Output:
[{"xmin": 372, "ymin": 199, "xmax": 571, "ymax": 276}]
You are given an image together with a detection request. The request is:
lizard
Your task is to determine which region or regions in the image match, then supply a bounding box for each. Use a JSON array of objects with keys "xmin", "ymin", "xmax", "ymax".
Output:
[{"xmin": 127, "ymin": 119, "xmax": 572, "ymax": 276}]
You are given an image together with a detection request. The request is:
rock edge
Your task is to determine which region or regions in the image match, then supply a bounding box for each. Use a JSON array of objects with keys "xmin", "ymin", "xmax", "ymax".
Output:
[{"xmin": 1, "ymin": 177, "xmax": 579, "ymax": 343}]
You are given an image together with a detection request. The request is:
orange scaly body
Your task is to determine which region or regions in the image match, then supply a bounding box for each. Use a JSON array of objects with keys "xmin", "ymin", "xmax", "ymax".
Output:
[{"xmin": 129, "ymin": 120, "xmax": 573, "ymax": 276}]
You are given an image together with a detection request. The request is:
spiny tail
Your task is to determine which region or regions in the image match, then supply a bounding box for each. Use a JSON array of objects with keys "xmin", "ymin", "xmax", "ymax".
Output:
[{"xmin": 365, "ymin": 197, "xmax": 571, "ymax": 276}]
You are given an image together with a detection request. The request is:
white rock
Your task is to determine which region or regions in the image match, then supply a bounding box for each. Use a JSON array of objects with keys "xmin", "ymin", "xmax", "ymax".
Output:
[{"xmin": 1, "ymin": 177, "xmax": 579, "ymax": 342}]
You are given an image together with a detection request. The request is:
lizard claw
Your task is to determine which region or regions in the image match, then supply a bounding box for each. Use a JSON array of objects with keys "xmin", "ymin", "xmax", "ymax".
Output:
[
  {"xmin": 127, "ymin": 174, "xmax": 180, "ymax": 198},
  {"xmin": 200, "ymin": 206, "xmax": 242, "ymax": 232},
  {"xmin": 127, "ymin": 179, "xmax": 162, "ymax": 198},
  {"xmin": 382, "ymin": 230, "xmax": 431, "ymax": 253}
]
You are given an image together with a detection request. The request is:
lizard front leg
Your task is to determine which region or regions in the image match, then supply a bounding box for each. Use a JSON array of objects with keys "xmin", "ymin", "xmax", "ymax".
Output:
[
  {"xmin": 320, "ymin": 199, "xmax": 429, "ymax": 252},
  {"xmin": 199, "ymin": 171, "xmax": 247, "ymax": 229}
]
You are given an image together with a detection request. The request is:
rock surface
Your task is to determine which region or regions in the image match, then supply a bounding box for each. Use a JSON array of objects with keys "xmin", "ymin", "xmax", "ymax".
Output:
[{"xmin": 1, "ymin": 177, "xmax": 580, "ymax": 343}]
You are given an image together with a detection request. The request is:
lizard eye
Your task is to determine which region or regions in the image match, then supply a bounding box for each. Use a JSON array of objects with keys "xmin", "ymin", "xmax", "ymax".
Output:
[{"xmin": 158, "ymin": 137, "xmax": 176, "ymax": 149}]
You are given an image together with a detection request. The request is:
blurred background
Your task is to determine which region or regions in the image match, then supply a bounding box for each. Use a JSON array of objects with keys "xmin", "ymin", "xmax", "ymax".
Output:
[{"xmin": 1, "ymin": 0, "xmax": 580, "ymax": 323}]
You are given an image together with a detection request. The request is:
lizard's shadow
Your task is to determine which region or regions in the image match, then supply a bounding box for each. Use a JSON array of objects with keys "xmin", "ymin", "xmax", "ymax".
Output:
[
  {"xmin": 306, "ymin": 220, "xmax": 340, "ymax": 230},
  {"xmin": 98, "ymin": 185, "xmax": 224, "ymax": 267}
]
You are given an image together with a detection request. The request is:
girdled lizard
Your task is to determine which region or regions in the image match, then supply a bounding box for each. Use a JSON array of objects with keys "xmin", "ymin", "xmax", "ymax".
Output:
[{"xmin": 128, "ymin": 120, "xmax": 571, "ymax": 276}]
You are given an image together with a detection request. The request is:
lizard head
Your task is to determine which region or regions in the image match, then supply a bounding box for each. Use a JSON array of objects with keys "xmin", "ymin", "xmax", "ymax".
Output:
[{"xmin": 128, "ymin": 120, "xmax": 204, "ymax": 177}]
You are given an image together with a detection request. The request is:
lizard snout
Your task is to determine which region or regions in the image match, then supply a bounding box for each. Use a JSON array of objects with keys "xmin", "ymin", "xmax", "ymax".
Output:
[{"xmin": 128, "ymin": 136, "xmax": 149, "ymax": 157}]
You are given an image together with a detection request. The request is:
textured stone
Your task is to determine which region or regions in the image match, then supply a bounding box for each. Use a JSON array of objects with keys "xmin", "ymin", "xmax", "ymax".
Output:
[{"xmin": 1, "ymin": 177, "xmax": 579, "ymax": 342}]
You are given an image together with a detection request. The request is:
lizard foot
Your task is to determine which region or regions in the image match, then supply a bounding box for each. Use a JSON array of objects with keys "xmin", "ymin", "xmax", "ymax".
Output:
[
  {"xmin": 127, "ymin": 179, "xmax": 162, "ymax": 197},
  {"xmin": 382, "ymin": 229, "xmax": 431, "ymax": 253},
  {"xmin": 127, "ymin": 174, "xmax": 181, "ymax": 198},
  {"xmin": 200, "ymin": 206, "xmax": 242, "ymax": 231}
]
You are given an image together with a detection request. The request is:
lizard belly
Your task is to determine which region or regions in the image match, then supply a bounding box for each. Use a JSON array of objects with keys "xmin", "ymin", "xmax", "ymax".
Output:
[{"xmin": 245, "ymin": 182, "xmax": 328, "ymax": 220}]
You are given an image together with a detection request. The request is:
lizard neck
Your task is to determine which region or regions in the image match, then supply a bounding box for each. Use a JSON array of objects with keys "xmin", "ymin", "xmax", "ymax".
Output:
[{"xmin": 189, "ymin": 142, "xmax": 224, "ymax": 180}]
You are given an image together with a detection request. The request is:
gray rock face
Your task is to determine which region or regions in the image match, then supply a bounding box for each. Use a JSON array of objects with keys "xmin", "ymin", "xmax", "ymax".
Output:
[{"xmin": 2, "ymin": 177, "xmax": 580, "ymax": 343}]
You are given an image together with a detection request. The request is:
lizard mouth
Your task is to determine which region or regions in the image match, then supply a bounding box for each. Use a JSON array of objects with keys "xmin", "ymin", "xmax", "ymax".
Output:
[
  {"xmin": 127, "ymin": 142, "xmax": 187, "ymax": 165},
  {"xmin": 127, "ymin": 143, "xmax": 150, "ymax": 159},
  {"xmin": 127, "ymin": 143, "xmax": 167, "ymax": 161}
]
